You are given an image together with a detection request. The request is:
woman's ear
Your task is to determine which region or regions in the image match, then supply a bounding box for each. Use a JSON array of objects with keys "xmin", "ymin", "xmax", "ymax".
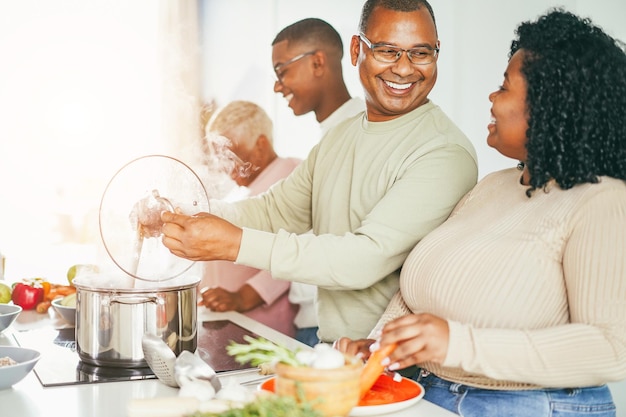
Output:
[
  {"xmin": 250, "ymin": 134, "xmax": 270, "ymax": 163},
  {"xmin": 254, "ymin": 134, "xmax": 270, "ymax": 153}
]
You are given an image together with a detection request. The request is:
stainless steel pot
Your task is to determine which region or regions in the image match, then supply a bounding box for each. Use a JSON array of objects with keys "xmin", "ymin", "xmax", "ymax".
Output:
[{"xmin": 74, "ymin": 277, "xmax": 199, "ymax": 368}]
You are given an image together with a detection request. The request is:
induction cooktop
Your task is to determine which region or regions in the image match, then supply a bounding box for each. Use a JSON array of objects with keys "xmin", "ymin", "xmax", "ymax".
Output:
[{"xmin": 13, "ymin": 320, "xmax": 259, "ymax": 387}]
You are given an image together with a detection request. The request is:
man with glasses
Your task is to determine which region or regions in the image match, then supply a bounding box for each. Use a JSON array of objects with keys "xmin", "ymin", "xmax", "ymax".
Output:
[
  {"xmin": 161, "ymin": 0, "xmax": 478, "ymax": 344},
  {"xmin": 271, "ymin": 18, "xmax": 364, "ymax": 130},
  {"xmin": 271, "ymin": 18, "xmax": 366, "ymax": 347}
]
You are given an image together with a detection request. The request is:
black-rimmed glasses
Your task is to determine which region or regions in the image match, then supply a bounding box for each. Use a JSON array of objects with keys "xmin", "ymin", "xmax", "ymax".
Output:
[
  {"xmin": 274, "ymin": 51, "xmax": 316, "ymax": 82},
  {"xmin": 358, "ymin": 33, "xmax": 439, "ymax": 65}
]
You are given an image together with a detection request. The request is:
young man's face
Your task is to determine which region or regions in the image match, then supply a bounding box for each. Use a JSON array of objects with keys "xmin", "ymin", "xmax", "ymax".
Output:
[
  {"xmin": 272, "ymin": 40, "xmax": 321, "ymax": 116},
  {"xmin": 350, "ymin": 6, "xmax": 439, "ymax": 122}
]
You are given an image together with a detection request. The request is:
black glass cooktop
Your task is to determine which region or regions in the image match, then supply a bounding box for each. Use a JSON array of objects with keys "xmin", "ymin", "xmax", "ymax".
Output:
[{"xmin": 13, "ymin": 320, "xmax": 259, "ymax": 387}]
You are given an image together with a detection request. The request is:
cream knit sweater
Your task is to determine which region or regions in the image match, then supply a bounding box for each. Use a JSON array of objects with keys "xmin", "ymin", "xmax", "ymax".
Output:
[{"xmin": 373, "ymin": 168, "xmax": 626, "ymax": 389}]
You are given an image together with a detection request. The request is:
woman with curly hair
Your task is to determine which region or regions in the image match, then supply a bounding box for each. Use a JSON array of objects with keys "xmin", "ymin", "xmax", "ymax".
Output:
[{"xmin": 335, "ymin": 9, "xmax": 626, "ymax": 416}]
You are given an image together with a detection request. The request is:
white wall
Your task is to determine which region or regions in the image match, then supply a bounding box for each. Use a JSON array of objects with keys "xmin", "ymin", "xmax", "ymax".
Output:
[
  {"xmin": 200, "ymin": 0, "xmax": 626, "ymax": 179},
  {"xmin": 199, "ymin": 0, "xmax": 626, "ymax": 412},
  {"xmin": 199, "ymin": 0, "xmax": 365, "ymax": 165}
]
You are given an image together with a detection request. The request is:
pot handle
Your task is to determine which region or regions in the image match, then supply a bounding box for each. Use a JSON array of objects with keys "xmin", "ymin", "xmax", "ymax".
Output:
[{"xmin": 108, "ymin": 294, "xmax": 163, "ymax": 305}]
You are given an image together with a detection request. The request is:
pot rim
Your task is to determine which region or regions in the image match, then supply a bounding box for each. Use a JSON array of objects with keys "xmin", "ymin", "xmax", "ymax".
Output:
[{"xmin": 73, "ymin": 277, "xmax": 199, "ymax": 293}]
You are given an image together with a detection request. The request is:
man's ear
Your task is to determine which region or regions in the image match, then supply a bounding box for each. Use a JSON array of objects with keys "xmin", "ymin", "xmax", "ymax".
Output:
[
  {"xmin": 350, "ymin": 35, "xmax": 360, "ymax": 66},
  {"xmin": 312, "ymin": 50, "xmax": 326, "ymax": 75}
]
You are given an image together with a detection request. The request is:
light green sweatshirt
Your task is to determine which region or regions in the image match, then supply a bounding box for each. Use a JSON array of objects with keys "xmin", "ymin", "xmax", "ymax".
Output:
[{"xmin": 212, "ymin": 101, "xmax": 478, "ymax": 342}]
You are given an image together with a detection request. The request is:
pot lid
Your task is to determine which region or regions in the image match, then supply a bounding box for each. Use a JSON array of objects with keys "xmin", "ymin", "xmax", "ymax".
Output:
[{"xmin": 99, "ymin": 155, "xmax": 209, "ymax": 282}]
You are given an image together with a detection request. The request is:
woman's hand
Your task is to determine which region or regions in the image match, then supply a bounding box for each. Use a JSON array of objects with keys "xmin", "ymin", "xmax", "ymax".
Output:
[
  {"xmin": 199, "ymin": 284, "xmax": 263, "ymax": 313},
  {"xmin": 199, "ymin": 287, "xmax": 241, "ymax": 312},
  {"xmin": 333, "ymin": 337, "xmax": 376, "ymax": 360},
  {"xmin": 161, "ymin": 211, "xmax": 242, "ymax": 261},
  {"xmin": 380, "ymin": 313, "xmax": 450, "ymax": 371}
]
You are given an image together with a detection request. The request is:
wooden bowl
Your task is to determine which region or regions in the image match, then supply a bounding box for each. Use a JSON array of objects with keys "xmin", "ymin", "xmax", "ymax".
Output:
[{"xmin": 274, "ymin": 360, "xmax": 362, "ymax": 417}]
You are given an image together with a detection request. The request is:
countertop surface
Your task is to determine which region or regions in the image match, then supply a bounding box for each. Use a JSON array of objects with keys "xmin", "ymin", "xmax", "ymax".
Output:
[{"xmin": 1, "ymin": 307, "xmax": 456, "ymax": 417}]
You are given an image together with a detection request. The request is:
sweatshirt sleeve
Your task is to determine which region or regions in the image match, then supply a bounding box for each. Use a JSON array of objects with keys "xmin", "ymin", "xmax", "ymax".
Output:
[
  {"xmin": 210, "ymin": 148, "xmax": 317, "ymax": 236},
  {"xmin": 245, "ymin": 269, "xmax": 290, "ymax": 306},
  {"xmin": 238, "ymin": 144, "xmax": 477, "ymax": 290}
]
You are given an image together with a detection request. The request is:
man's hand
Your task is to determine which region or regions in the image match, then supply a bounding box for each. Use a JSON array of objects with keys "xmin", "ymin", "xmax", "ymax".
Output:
[
  {"xmin": 161, "ymin": 211, "xmax": 243, "ymax": 261},
  {"xmin": 129, "ymin": 190, "xmax": 174, "ymax": 238}
]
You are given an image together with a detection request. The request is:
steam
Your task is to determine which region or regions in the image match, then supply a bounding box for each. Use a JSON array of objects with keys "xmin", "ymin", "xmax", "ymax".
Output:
[{"xmin": 203, "ymin": 132, "xmax": 259, "ymax": 179}]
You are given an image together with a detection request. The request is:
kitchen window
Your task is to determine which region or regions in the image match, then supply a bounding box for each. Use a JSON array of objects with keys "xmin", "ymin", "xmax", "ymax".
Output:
[{"xmin": 0, "ymin": 0, "xmax": 204, "ymax": 280}]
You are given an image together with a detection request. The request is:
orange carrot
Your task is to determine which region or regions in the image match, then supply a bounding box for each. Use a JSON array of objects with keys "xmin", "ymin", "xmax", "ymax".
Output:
[
  {"xmin": 53, "ymin": 285, "xmax": 76, "ymax": 297},
  {"xmin": 359, "ymin": 342, "xmax": 397, "ymax": 399},
  {"xmin": 46, "ymin": 288, "xmax": 58, "ymax": 301},
  {"xmin": 36, "ymin": 300, "xmax": 52, "ymax": 314}
]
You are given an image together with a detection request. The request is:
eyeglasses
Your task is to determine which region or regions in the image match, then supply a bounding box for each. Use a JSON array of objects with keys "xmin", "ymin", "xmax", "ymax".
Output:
[
  {"xmin": 358, "ymin": 33, "xmax": 439, "ymax": 65},
  {"xmin": 274, "ymin": 51, "xmax": 316, "ymax": 82}
]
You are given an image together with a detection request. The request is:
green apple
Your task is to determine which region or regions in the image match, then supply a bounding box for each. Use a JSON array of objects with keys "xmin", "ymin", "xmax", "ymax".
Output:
[
  {"xmin": 67, "ymin": 264, "xmax": 99, "ymax": 285},
  {"xmin": 60, "ymin": 293, "xmax": 77, "ymax": 307},
  {"xmin": 67, "ymin": 265, "xmax": 78, "ymax": 285},
  {"xmin": 0, "ymin": 282, "xmax": 11, "ymax": 304}
]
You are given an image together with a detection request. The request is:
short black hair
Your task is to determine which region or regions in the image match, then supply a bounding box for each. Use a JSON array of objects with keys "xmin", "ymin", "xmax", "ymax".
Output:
[
  {"xmin": 272, "ymin": 18, "xmax": 343, "ymax": 58},
  {"xmin": 511, "ymin": 9, "xmax": 626, "ymax": 195},
  {"xmin": 358, "ymin": 0, "xmax": 437, "ymax": 35}
]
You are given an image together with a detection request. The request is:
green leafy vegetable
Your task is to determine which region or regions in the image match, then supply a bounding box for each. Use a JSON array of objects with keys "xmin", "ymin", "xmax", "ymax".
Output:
[
  {"xmin": 226, "ymin": 335, "xmax": 303, "ymax": 367},
  {"xmin": 186, "ymin": 395, "xmax": 323, "ymax": 417}
]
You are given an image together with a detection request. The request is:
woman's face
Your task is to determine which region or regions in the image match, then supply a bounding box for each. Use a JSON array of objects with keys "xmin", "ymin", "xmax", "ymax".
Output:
[{"xmin": 487, "ymin": 50, "xmax": 529, "ymax": 161}]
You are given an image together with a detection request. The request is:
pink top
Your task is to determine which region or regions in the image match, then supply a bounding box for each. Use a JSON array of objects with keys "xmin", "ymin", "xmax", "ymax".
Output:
[{"xmin": 201, "ymin": 157, "xmax": 301, "ymax": 336}]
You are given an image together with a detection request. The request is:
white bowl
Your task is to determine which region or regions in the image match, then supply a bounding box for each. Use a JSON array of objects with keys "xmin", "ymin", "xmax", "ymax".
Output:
[
  {"xmin": 0, "ymin": 346, "xmax": 40, "ymax": 390},
  {"xmin": 51, "ymin": 298, "xmax": 76, "ymax": 325},
  {"xmin": 0, "ymin": 304, "xmax": 22, "ymax": 333}
]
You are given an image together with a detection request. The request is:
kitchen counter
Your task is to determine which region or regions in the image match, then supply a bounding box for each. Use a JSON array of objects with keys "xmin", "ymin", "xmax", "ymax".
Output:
[{"xmin": 1, "ymin": 307, "xmax": 456, "ymax": 417}]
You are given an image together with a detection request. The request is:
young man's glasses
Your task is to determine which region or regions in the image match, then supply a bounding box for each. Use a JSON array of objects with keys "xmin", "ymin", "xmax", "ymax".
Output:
[
  {"xmin": 274, "ymin": 51, "xmax": 316, "ymax": 83},
  {"xmin": 358, "ymin": 33, "xmax": 439, "ymax": 65}
]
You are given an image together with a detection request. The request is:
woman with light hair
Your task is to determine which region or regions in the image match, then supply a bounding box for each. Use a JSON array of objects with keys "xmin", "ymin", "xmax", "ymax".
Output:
[{"xmin": 199, "ymin": 100, "xmax": 301, "ymax": 337}]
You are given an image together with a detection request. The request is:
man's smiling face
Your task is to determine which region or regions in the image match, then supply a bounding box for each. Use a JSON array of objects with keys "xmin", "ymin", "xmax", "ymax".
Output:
[
  {"xmin": 351, "ymin": 6, "xmax": 439, "ymax": 122},
  {"xmin": 272, "ymin": 40, "xmax": 320, "ymax": 117}
]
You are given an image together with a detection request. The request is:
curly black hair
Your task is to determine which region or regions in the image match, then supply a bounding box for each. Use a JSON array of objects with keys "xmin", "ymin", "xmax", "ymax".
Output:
[{"xmin": 510, "ymin": 9, "xmax": 626, "ymax": 196}]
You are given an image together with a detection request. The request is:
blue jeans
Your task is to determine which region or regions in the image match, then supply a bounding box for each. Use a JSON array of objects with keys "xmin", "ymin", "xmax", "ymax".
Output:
[
  {"xmin": 295, "ymin": 326, "xmax": 319, "ymax": 347},
  {"xmin": 413, "ymin": 370, "xmax": 616, "ymax": 417}
]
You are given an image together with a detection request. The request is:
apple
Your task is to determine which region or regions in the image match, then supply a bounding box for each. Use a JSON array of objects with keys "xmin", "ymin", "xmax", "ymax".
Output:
[
  {"xmin": 60, "ymin": 293, "xmax": 77, "ymax": 307},
  {"xmin": 0, "ymin": 282, "xmax": 11, "ymax": 304},
  {"xmin": 67, "ymin": 264, "xmax": 99, "ymax": 285}
]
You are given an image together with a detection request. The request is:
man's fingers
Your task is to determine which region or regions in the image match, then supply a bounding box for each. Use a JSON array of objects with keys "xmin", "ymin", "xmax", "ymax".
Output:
[
  {"xmin": 161, "ymin": 210, "xmax": 173, "ymax": 221},
  {"xmin": 161, "ymin": 210, "xmax": 184, "ymax": 223}
]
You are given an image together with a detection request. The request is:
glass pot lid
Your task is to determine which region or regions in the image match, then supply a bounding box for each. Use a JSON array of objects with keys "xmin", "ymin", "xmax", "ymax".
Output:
[{"xmin": 99, "ymin": 155, "xmax": 209, "ymax": 282}]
